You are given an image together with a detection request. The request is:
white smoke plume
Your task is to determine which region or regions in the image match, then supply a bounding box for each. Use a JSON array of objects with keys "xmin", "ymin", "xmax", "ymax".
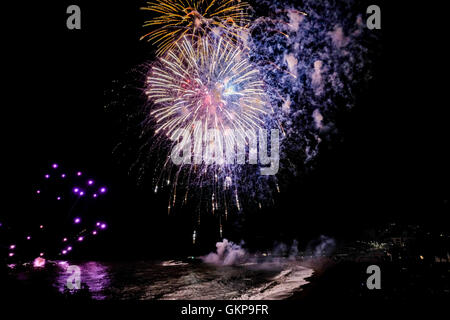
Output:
[
  {"xmin": 202, "ymin": 239, "xmax": 302, "ymax": 266},
  {"xmin": 202, "ymin": 239, "xmax": 247, "ymax": 266},
  {"xmin": 306, "ymin": 235, "xmax": 336, "ymax": 257}
]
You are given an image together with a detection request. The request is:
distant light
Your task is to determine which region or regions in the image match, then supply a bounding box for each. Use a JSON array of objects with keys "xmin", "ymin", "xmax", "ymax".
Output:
[
  {"xmin": 45, "ymin": 174, "xmax": 50, "ymax": 179},
  {"xmin": 61, "ymin": 173, "xmax": 66, "ymax": 178},
  {"xmin": 39, "ymin": 252, "xmax": 44, "ymax": 257},
  {"xmin": 62, "ymin": 250, "xmax": 67, "ymax": 255},
  {"xmin": 39, "ymin": 225, "xmax": 44, "ymax": 229},
  {"xmin": 99, "ymin": 187, "xmax": 107, "ymax": 193},
  {"xmin": 33, "ymin": 257, "xmax": 46, "ymax": 268},
  {"xmin": 77, "ymin": 171, "xmax": 82, "ymax": 176},
  {"xmin": 92, "ymin": 230, "xmax": 97, "ymax": 235},
  {"xmin": 73, "ymin": 187, "xmax": 80, "ymax": 193},
  {"xmin": 87, "ymin": 180, "xmax": 94, "ymax": 185},
  {"xmin": 74, "ymin": 217, "xmax": 81, "ymax": 224},
  {"xmin": 26, "ymin": 236, "xmax": 31, "ymax": 240},
  {"xmin": 67, "ymin": 246, "xmax": 72, "ymax": 251},
  {"xmin": 78, "ymin": 236, "xmax": 84, "ymax": 242},
  {"xmin": 96, "ymin": 222, "xmax": 101, "ymax": 227},
  {"xmin": 93, "ymin": 193, "xmax": 98, "ymax": 198},
  {"xmin": 10, "ymin": 244, "xmax": 16, "ymax": 250},
  {"xmin": 63, "ymin": 237, "xmax": 68, "ymax": 242},
  {"xmin": 8, "ymin": 253, "xmax": 14, "ymax": 257},
  {"xmin": 36, "ymin": 190, "xmax": 41, "ymax": 194},
  {"xmin": 57, "ymin": 196, "xmax": 61, "ymax": 201},
  {"xmin": 100, "ymin": 223, "xmax": 107, "ymax": 230},
  {"xmin": 52, "ymin": 163, "xmax": 58, "ymax": 169},
  {"xmin": 0, "ymin": 222, "xmax": 2, "ymax": 227},
  {"xmin": 419, "ymin": 255, "xmax": 424, "ymax": 260},
  {"xmin": 79, "ymin": 191, "xmax": 85, "ymax": 196}
]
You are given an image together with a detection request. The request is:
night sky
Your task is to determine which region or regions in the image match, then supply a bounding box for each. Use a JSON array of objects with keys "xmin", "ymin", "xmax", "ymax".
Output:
[{"xmin": 4, "ymin": 0, "xmax": 447, "ymax": 260}]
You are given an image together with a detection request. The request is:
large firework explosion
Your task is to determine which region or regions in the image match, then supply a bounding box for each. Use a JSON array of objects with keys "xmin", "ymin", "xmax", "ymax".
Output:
[
  {"xmin": 141, "ymin": 0, "xmax": 251, "ymax": 55},
  {"xmin": 144, "ymin": 35, "xmax": 277, "ymax": 236},
  {"xmin": 146, "ymin": 36, "xmax": 269, "ymax": 142},
  {"xmin": 108, "ymin": 0, "xmax": 380, "ymax": 240}
]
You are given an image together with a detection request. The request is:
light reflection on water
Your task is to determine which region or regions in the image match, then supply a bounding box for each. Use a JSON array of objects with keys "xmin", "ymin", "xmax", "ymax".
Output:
[
  {"xmin": 55, "ymin": 261, "xmax": 111, "ymax": 300},
  {"xmin": 50, "ymin": 260, "xmax": 312, "ymax": 300}
]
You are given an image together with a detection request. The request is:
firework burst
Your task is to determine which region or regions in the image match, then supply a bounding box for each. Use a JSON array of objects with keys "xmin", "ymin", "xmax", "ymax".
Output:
[
  {"xmin": 140, "ymin": 0, "xmax": 251, "ymax": 55},
  {"xmin": 143, "ymin": 36, "xmax": 277, "ymax": 225},
  {"xmin": 106, "ymin": 0, "xmax": 380, "ymax": 240},
  {"xmin": 146, "ymin": 36, "xmax": 269, "ymax": 142}
]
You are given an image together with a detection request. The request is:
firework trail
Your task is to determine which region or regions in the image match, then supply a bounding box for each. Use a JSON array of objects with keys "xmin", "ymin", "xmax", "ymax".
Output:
[{"xmin": 141, "ymin": 0, "xmax": 251, "ymax": 55}]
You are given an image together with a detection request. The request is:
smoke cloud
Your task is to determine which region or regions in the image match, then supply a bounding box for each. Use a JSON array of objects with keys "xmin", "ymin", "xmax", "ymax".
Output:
[
  {"xmin": 202, "ymin": 239, "xmax": 247, "ymax": 266},
  {"xmin": 203, "ymin": 239, "xmax": 306, "ymax": 266},
  {"xmin": 306, "ymin": 235, "xmax": 336, "ymax": 257}
]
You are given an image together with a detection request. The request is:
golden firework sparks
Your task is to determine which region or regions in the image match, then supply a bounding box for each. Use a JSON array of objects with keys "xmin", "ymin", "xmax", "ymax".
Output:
[{"xmin": 141, "ymin": 0, "xmax": 251, "ymax": 55}]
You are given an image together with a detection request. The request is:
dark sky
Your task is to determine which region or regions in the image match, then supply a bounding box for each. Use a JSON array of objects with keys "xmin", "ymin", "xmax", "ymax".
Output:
[{"xmin": 3, "ymin": 0, "xmax": 448, "ymax": 259}]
